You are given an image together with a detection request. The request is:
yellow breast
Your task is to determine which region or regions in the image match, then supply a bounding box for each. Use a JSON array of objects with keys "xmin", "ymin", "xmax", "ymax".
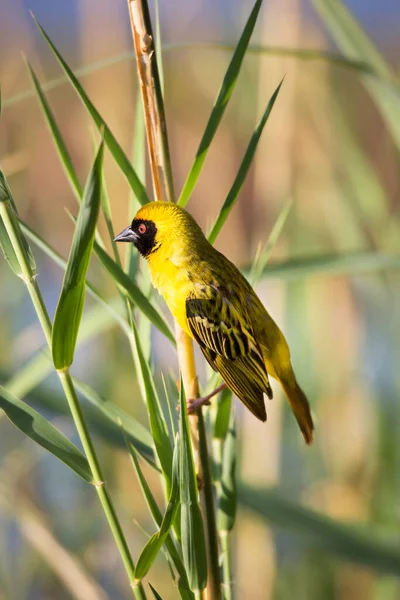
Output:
[{"xmin": 147, "ymin": 252, "xmax": 193, "ymax": 336}]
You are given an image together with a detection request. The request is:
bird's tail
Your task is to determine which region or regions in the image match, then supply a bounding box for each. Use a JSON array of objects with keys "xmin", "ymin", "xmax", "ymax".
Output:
[{"xmin": 279, "ymin": 371, "xmax": 314, "ymax": 445}]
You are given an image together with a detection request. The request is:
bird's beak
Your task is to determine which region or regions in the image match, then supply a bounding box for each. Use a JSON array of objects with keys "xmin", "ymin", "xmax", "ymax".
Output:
[{"xmin": 114, "ymin": 226, "xmax": 137, "ymax": 243}]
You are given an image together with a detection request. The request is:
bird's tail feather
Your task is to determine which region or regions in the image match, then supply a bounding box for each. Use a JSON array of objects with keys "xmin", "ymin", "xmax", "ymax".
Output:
[{"xmin": 279, "ymin": 373, "xmax": 314, "ymax": 445}]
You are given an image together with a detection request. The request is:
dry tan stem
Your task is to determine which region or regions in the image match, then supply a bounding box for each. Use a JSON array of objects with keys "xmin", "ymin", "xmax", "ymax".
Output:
[
  {"xmin": 127, "ymin": 0, "xmax": 174, "ymax": 203},
  {"xmin": 127, "ymin": 2, "xmax": 220, "ymax": 598}
]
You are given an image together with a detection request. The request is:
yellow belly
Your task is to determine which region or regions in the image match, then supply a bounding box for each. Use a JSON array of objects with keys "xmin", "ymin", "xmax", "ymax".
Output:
[{"xmin": 147, "ymin": 255, "xmax": 192, "ymax": 336}]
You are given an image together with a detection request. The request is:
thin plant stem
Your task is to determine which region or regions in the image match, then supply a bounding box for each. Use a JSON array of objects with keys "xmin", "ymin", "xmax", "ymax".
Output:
[
  {"xmin": 220, "ymin": 532, "xmax": 233, "ymax": 600},
  {"xmin": 126, "ymin": 2, "xmax": 222, "ymax": 597},
  {"xmin": 0, "ymin": 199, "xmax": 146, "ymax": 599}
]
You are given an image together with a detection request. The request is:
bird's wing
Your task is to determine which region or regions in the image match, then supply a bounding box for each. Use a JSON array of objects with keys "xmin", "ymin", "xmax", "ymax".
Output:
[{"xmin": 186, "ymin": 287, "xmax": 272, "ymax": 420}]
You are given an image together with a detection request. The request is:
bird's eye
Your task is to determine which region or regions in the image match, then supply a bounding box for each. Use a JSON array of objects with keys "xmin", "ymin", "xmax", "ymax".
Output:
[{"xmin": 138, "ymin": 223, "xmax": 147, "ymax": 235}]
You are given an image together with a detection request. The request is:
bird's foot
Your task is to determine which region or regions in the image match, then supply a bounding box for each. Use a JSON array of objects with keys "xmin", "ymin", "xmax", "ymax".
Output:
[{"xmin": 186, "ymin": 383, "xmax": 227, "ymax": 415}]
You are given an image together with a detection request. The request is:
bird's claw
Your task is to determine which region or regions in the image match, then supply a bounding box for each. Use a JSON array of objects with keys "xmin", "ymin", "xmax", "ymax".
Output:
[{"xmin": 186, "ymin": 396, "xmax": 211, "ymax": 415}]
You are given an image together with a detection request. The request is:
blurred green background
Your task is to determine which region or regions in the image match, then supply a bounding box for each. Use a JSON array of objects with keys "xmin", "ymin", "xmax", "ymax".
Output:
[{"xmin": 1, "ymin": 0, "xmax": 400, "ymax": 599}]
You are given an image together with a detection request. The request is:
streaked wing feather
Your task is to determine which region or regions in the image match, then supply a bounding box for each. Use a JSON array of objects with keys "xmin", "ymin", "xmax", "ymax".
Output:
[{"xmin": 186, "ymin": 288, "xmax": 272, "ymax": 418}]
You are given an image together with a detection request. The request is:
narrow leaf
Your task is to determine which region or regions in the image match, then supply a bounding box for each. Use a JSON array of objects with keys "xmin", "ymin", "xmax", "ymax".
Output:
[
  {"xmin": 240, "ymin": 484, "xmax": 400, "ymax": 575},
  {"xmin": 208, "ymin": 78, "xmax": 283, "ymax": 244},
  {"xmin": 217, "ymin": 411, "xmax": 237, "ymax": 532},
  {"xmin": 26, "ymin": 61, "xmax": 82, "ymax": 200},
  {"xmin": 52, "ymin": 142, "xmax": 103, "ymax": 369},
  {"xmin": 179, "ymin": 380, "xmax": 207, "ymax": 592},
  {"xmin": 134, "ymin": 440, "xmax": 180, "ymax": 582},
  {"xmin": 178, "ymin": 0, "xmax": 263, "ymax": 207},
  {"xmin": 131, "ymin": 320, "xmax": 173, "ymax": 491},
  {"xmin": 249, "ymin": 196, "xmax": 293, "ymax": 285},
  {"xmin": 311, "ymin": 0, "xmax": 400, "ymax": 151},
  {"xmin": 32, "ymin": 14, "xmax": 150, "ymax": 205},
  {"xmin": 0, "ymin": 169, "xmax": 36, "ymax": 275},
  {"xmin": 125, "ymin": 436, "xmax": 193, "ymax": 598},
  {"xmin": 0, "ymin": 385, "xmax": 92, "ymax": 483},
  {"xmin": 213, "ymin": 386, "xmax": 233, "ymax": 441},
  {"xmin": 72, "ymin": 377, "xmax": 155, "ymax": 463},
  {"xmin": 149, "ymin": 584, "xmax": 164, "ymax": 600},
  {"xmin": 247, "ymin": 252, "xmax": 400, "ymax": 281},
  {"xmin": 20, "ymin": 220, "xmax": 132, "ymax": 338}
]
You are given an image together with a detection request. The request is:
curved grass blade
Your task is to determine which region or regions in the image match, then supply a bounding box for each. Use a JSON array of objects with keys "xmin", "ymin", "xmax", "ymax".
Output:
[
  {"xmin": 239, "ymin": 484, "xmax": 400, "ymax": 575},
  {"xmin": 31, "ymin": 14, "xmax": 149, "ymax": 206},
  {"xmin": 0, "ymin": 385, "xmax": 92, "ymax": 483},
  {"xmin": 148, "ymin": 585, "xmax": 163, "ymax": 600},
  {"xmin": 208, "ymin": 78, "xmax": 283, "ymax": 244},
  {"xmin": 26, "ymin": 61, "xmax": 82, "ymax": 201},
  {"xmin": 72, "ymin": 377, "xmax": 154, "ymax": 463},
  {"xmin": 0, "ymin": 169, "xmax": 36, "ymax": 276},
  {"xmin": 217, "ymin": 411, "xmax": 237, "ymax": 533},
  {"xmin": 134, "ymin": 439, "xmax": 180, "ymax": 583},
  {"xmin": 52, "ymin": 142, "xmax": 103, "ymax": 369},
  {"xmin": 124, "ymin": 435, "xmax": 193, "ymax": 599},
  {"xmin": 311, "ymin": 0, "xmax": 400, "ymax": 151},
  {"xmin": 248, "ymin": 252, "xmax": 400, "ymax": 281},
  {"xmin": 20, "ymin": 220, "xmax": 133, "ymax": 340},
  {"xmin": 131, "ymin": 320, "xmax": 173, "ymax": 492},
  {"xmin": 249, "ymin": 196, "xmax": 294, "ymax": 285},
  {"xmin": 2, "ymin": 46, "xmax": 375, "ymax": 112},
  {"xmin": 179, "ymin": 379, "xmax": 207, "ymax": 592},
  {"xmin": 177, "ymin": 0, "xmax": 263, "ymax": 207}
]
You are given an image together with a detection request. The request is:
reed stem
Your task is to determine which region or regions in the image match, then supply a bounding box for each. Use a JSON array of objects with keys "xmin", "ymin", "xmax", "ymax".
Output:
[
  {"xmin": 0, "ymin": 198, "xmax": 145, "ymax": 599},
  {"xmin": 127, "ymin": 1, "xmax": 222, "ymax": 597}
]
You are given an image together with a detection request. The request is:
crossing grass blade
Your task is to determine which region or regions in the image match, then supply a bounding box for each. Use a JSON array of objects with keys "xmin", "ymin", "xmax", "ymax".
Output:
[
  {"xmin": 20, "ymin": 220, "xmax": 133, "ymax": 339},
  {"xmin": 0, "ymin": 169, "xmax": 36, "ymax": 276},
  {"xmin": 239, "ymin": 484, "xmax": 400, "ymax": 575},
  {"xmin": 179, "ymin": 380, "xmax": 207, "ymax": 592},
  {"xmin": 208, "ymin": 78, "xmax": 283, "ymax": 244},
  {"xmin": 2, "ymin": 45, "xmax": 375, "ymax": 113},
  {"xmin": 72, "ymin": 377, "xmax": 155, "ymax": 464},
  {"xmin": 26, "ymin": 60, "xmax": 82, "ymax": 201},
  {"xmin": 31, "ymin": 14, "xmax": 150, "ymax": 206},
  {"xmin": 0, "ymin": 385, "xmax": 92, "ymax": 483},
  {"xmin": 177, "ymin": 0, "xmax": 263, "ymax": 207},
  {"xmin": 311, "ymin": 0, "xmax": 400, "ymax": 151},
  {"xmin": 130, "ymin": 319, "xmax": 173, "ymax": 492},
  {"xmin": 148, "ymin": 585, "xmax": 164, "ymax": 600},
  {"xmin": 52, "ymin": 142, "xmax": 104, "ymax": 369},
  {"xmin": 124, "ymin": 435, "xmax": 194, "ymax": 599},
  {"xmin": 6, "ymin": 301, "xmax": 122, "ymax": 398},
  {"xmin": 217, "ymin": 411, "xmax": 237, "ymax": 533},
  {"xmin": 134, "ymin": 439, "xmax": 180, "ymax": 583},
  {"xmin": 249, "ymin": 196, "xmax": 294, "ymax": 285},
  {"xmin": 247, "ymin": 251, "xmax": 400, "ymax": 281}
]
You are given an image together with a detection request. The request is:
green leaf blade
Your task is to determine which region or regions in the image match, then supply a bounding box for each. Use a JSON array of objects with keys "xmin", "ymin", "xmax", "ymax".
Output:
[
  {"xmin": 52, "ymin": 142, "xmax": 104, "ymax": 369},
  {"xmin": 208, "ymin": 78, "xmax": 283, "ymax": 244},
  {"xmin": 0, "ymin": 385, "xmax": 92, "ymax": 483},
  {"xmin": 179, "ymin": 381, "xmax": 207, "ymax": 592},
  {"xmin": 134, "ymin": 440, "xmax": 180, "ymax": 583},
  {"xmin": 131, "ymin": 320, "xmax": 174, "ymax": 491},
  {"xmin": 26, "ymin": 61, "xmax": 82, "ymax": 201},
  {"xmin": 32, "ymin": 15, "xmax": 150, "ymax": 206},
  {"xmin": 177, "ymin": 0, "xmax": 263, "ymax": 207},
  {"xmin": 240, "ymin": 484, "xmax": 400, "ymax": 575},
  {"xmin": 217, "ymin": 411, "xmax": 237, "ymax": 533},
  {"xmin": 311, "ymin": 0, "xmax": 400, "ymax": 151}
]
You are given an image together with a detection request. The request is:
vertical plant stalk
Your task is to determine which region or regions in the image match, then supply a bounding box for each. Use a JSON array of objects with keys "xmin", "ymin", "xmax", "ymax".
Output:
[
  {"xmin": 127, "ymin": 1, "xmax": 221, "ymax": 597},
  {"xmin": 0, "ymin": 199, "xmax": 145, "ymax": 600},
  {"xmin": 127, "ymin": 0, "xmax": 174, "ymax": 203}
]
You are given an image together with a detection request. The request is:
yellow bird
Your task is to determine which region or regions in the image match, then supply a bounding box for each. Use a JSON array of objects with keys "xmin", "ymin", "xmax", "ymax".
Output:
[{"xmin": 115, "ymin": 202, "xmax": 314, "ymax": 444}]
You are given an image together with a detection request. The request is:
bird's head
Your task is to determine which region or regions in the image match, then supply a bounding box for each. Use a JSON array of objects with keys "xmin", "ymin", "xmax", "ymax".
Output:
[{"xmin": 114, "ymin": 201, "xmax": 204, "ymax": 259}]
